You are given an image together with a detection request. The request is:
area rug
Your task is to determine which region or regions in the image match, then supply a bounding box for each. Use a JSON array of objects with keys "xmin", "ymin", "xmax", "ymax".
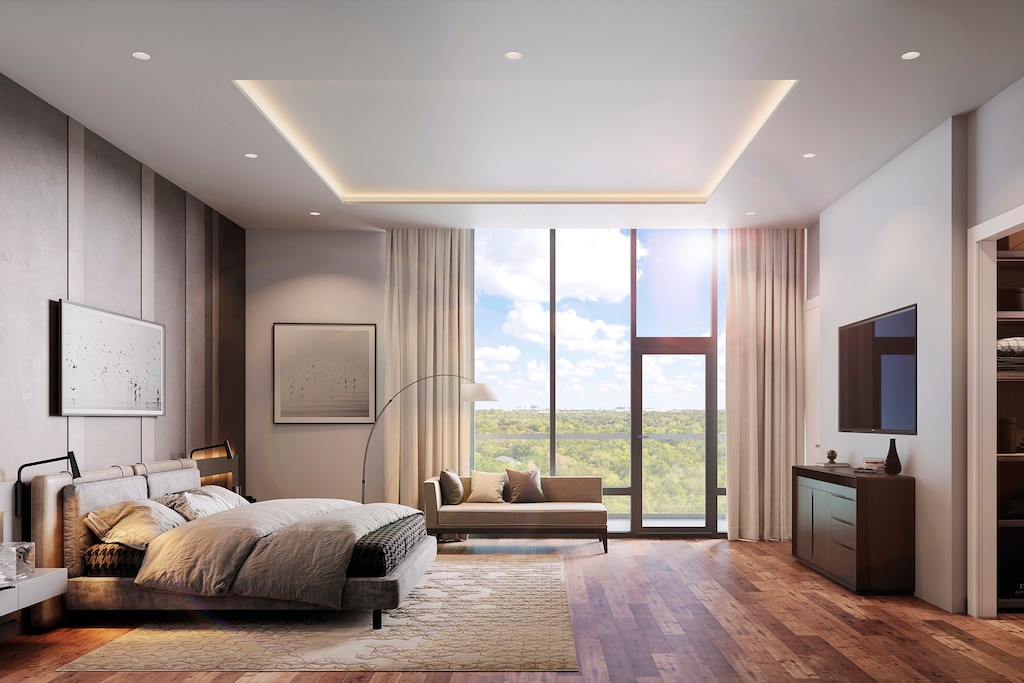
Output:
[{"xmin": 59, "ymin": 554, "xmax": 577, "ymax": 672}]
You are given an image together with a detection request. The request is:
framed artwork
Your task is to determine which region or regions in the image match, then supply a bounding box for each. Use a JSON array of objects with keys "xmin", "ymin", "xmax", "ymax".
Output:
[
  {"xmin": 60, "ymin": 299, "xmax": 165, "ymax": 416},
  {"xmin": 273, "ymin": 323, "xmax": 376, "ymax": 424}
]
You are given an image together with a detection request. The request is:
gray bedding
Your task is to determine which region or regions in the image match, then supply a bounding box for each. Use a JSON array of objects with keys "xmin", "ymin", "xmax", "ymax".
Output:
[{"xmin": 135, "ymin": 498, "xmax": 421, "ymax": 609}]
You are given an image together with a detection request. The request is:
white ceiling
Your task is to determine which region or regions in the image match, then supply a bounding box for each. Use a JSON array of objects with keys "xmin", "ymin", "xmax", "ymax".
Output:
[{"xmin": 1, "ymin": 0, "xmax": 1024, "ymax": 232}]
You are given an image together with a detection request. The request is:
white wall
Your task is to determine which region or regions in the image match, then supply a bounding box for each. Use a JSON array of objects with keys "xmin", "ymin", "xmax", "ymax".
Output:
[
  {"xmin": 820, "ymin": 118, "xmax": 967, "ymax": 612},
  {"xmin": 970, "ymin": 73, "xmax": 1024, "ymax": 226},
  {"xmin": 245, "ymin": 229, "xmax": 386, "ymax": 503}
]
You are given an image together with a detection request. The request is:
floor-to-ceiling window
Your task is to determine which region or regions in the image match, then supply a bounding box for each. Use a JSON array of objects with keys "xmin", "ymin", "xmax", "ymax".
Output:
[{"xmin": 473, "ymin": 228, "xmax": 725, "ymax": 535}]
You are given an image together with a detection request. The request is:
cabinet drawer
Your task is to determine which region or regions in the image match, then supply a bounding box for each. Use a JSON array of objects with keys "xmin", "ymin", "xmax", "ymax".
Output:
[
  {"xmin": 0, "ymin": 587, "xmax": 16, "ymax": 616},
  {"xmin": 831, "ymin": 542, "xmax": 857, "ymax": 586},
  {"xmin": 831, "ymin": 494, "xmax": 857, "ymax": 525},
  {"xmin": 797, "ymin": 475, "xmax": 832, "ymax": 493},
  {"xmin": 832, "ymin": 518, "xmax": 857, "ymax": 550}
]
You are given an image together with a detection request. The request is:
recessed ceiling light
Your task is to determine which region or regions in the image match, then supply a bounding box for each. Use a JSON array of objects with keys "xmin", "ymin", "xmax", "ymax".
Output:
[
  {"xmin": 802, "ymin": 152, "xmax": 816, "ymax": 159},
  {"xmin": 244, "ymin": 153, "xmax": 258, "ymax": 159},
  {"xmin": 309, "ymin": 211, "xmax": 321, "ymax": 216},
  {"xmin": 745, "ymin": 211, "xmax": 756, "ymax": 216},
  {"xmin": 504, "ymin": 51, "xmax": 523, "ymax": 61},
  {"xmin": 901, "ymin": 51, "xmax": 921, "ymax": 61},
  {"xmin": 131, "ymin": 51, "xmax": 152, "ymax": 61}
]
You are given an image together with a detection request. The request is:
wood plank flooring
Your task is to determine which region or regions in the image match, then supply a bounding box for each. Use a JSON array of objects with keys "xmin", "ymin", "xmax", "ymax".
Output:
[{"xmin": 1, "ymin": 538, "xmax": 1023, "ymax": 682}]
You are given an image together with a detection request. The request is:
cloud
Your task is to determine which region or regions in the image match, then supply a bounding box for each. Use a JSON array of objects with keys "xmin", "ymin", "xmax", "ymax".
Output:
[
  {"xmin": 476, "ymin": 345, "xmax": 521, "ymax": 362},
  {"xmin": 500, "ymin": 301, "xmax": 628, "ymax": 360},
  {"xmin": 502, "ymin": 301, "xmax": 549, "ymax": 345},
  {"xmin": 475, "ymin": 229, "xmax": 647, "ymax": 307},
  {"xmin": 555, "ymin": 230, "xmax": 636, "ymax": 304},
  {"xmin": 554, "ymin": 307, "xmax": 628, "ymax": 358},
  {"xmin": 475, "ymin": 231, "xmax": 550, "ymax": 303}
]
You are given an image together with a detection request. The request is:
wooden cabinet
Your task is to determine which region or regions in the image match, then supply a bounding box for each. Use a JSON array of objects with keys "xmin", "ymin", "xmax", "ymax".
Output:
[{"xmin": 792, "ymin": 466, "xmax": 915, "ymax": 593}]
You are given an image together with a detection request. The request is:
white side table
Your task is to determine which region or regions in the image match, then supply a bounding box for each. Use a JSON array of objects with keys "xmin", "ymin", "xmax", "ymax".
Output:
[{"xmin": 0, "ymin": 568, "xmax": 68, "ymax": 637}]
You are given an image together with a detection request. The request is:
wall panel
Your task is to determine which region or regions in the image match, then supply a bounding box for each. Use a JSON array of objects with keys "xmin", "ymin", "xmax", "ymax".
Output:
[
  {"xmin": 154, "ymin": 174, "xmax": 186, "ymax": 460},
  {"xmin": 81, "ymin": 129, "xmax": 143, "ymax": 466},
  {"xmin": 0, "ymin": 72, "xmax": 67, "ymax": 484}
]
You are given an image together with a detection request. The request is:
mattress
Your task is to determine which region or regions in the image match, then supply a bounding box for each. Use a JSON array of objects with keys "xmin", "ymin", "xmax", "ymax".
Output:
[{"xmin": 348, "ymin": 513, "xmax": 427, "ymax": 577}]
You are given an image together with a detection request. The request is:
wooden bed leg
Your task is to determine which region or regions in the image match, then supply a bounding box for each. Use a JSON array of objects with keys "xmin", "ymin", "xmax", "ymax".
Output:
[{"xmin": 373, "ymin": 610, "xmax": 382, "ymax": 629}]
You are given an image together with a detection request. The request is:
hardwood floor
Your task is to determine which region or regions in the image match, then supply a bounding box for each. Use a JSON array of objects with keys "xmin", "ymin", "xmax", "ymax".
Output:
[{"xmin": 2, "ymin": 538, "xmax": 1024, "ymax": 682}]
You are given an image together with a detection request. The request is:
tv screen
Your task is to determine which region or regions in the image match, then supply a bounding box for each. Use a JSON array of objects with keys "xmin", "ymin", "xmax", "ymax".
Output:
[{"xmin": 838, "ymin": 304, "xmax": 917, "ymax": 434}]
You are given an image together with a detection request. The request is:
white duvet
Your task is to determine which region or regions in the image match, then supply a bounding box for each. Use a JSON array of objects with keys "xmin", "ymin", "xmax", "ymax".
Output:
[{"xmin": 134, "ymin": 498, "xmax": 421, "ymax": 609}]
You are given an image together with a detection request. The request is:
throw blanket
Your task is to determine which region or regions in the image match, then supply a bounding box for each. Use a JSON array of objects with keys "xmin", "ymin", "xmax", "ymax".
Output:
[{"xmin": 135, "ymin": 499, "xmax": 421, "ymax": 609}]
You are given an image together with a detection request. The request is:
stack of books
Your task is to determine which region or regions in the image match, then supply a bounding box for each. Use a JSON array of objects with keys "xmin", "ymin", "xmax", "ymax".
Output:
[{"xmin": 854, "ymin": 458, "xmax": 885, "ymax": 473}]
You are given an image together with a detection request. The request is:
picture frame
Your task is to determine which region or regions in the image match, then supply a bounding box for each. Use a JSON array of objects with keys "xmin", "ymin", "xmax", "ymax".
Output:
[
  {"xmin": 273, "ymin": 323, "xmax": 376, "ymax": 424},
  {"xmin": 60, "ymin": 299, "xmax": 165, "ymax": 416}
]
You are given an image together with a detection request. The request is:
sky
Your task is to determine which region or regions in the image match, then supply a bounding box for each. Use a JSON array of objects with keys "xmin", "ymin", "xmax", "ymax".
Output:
[{"xmin": 474, "ymin": 229, "xmax": 726, "ymax": 411}]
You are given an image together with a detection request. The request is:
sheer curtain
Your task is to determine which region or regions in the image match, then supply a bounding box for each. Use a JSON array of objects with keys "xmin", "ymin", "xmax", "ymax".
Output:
[
  {"xmin": 383, "ymin": 228, "xmax": 475, "ymax": 507},
  {"xmin": 725, "ymin": 228, "xmax": 805, "ymax": 541}
]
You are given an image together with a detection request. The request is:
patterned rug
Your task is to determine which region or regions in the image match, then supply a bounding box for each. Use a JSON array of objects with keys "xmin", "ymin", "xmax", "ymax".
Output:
[{"xmin": 59, "ymin": 554, "xmax": 576, "ymax": 672}]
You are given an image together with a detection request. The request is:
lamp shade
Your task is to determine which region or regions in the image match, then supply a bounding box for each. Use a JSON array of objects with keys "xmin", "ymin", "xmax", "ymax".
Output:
[{"xmin": 460, "ymin": 382, "xmax": 499, "ymax": 402}]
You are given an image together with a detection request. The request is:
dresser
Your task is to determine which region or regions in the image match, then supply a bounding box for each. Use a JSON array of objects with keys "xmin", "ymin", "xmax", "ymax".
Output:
[{"xmin": 792, "ymin": 465, "xmax": 915, "ymax": 593}]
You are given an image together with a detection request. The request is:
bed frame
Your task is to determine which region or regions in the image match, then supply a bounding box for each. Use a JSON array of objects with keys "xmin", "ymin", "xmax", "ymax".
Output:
[{"xmin": 30, "ymin": 458, "xmax": 436, "ymax": 630}]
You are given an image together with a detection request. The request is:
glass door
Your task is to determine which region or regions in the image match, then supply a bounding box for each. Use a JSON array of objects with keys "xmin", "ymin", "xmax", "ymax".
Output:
[{"xmin": 634, "ymin": 352, "xmax": 719, "ymax": 533}]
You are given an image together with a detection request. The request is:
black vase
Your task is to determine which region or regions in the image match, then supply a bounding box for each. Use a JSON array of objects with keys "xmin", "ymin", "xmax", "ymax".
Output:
[{"xmin": 884, "ymin": 438, "xmax": 902, "ymax": 475}]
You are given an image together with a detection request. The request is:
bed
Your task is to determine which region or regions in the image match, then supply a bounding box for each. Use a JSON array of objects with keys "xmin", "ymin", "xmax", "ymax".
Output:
[{"xmin": 29, "ymin": 458, "xmax": 436, "ymax": 630}]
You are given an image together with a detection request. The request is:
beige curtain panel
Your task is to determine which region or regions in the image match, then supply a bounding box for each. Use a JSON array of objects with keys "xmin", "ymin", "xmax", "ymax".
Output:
[
  {"xmin": 383, "ymin": 228, "xmax": 475, "ymax": 507},
  {"xmin": 725, "ymin": 228, "xmax": 805, "ymax": 541}
]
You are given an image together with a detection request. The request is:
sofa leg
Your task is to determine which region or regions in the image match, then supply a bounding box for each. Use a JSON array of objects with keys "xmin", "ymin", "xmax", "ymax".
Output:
[
  {"xmin": 373, "ymin": 610, "xmax": 382, "ymax": 629},
  {"xmin": 601, "ymin": 534, "xmax": 608, "ymax": 553}
]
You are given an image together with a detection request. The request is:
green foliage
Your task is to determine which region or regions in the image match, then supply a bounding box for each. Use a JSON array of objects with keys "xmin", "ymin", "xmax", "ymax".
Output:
[{"xmin": 473, "ymin": 409, "xmax": 726, "ymax": 520}]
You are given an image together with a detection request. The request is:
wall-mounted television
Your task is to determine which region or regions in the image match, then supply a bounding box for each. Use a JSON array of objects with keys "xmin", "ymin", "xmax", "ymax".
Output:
[{"xmin": 838, "ymin": 304, "xmax": 917, "ymax": 434}]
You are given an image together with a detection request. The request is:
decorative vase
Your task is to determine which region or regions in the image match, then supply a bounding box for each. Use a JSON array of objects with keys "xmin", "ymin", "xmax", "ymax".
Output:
[{"xmin": 884, "ymin": 438, "xmax": 902, "ymax": 475}]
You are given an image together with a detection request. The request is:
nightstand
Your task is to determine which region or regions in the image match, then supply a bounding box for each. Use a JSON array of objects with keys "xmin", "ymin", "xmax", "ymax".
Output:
[{"xmin": 0, "ymin": 568, "xmax": 68, "ymax": 639}]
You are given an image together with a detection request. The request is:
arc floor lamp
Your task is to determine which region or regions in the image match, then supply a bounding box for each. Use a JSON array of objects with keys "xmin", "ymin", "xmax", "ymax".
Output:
[{"xmin": 361, "ymin": 374, "xmax": 498, "ymax": 503}]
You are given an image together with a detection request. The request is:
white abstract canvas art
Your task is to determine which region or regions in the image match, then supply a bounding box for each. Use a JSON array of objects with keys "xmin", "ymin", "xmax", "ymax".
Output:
[
  {"xmin": 60, "ymin": 300, "xmax": 165, "ymax": 416},
  {"xmin": 273, "ymin": 323, "xmax": 375, "ymax": 423}
]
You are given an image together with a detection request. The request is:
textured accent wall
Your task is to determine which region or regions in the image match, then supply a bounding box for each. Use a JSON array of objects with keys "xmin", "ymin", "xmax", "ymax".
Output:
[
  {"xmin": 0, "ymin": 71, "xmax": 68, "ymax": 499},
  {"xmin": 0, "ymin": 71, "xmax": 245, "ymax": 535}
]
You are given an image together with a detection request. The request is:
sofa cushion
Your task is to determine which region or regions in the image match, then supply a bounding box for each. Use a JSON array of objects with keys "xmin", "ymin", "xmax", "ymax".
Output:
[
  {"xmin": 438, "ymin": 469, "xmax": 464, "ymax": 505},
  {"xmin": 506, "ymin": 468, "xmax": 545, "ymax": 503},
  {"xmin": 466, "ymin": 470, "xmax": 507, "ymax": 503},
  {"xmin": 438, "ymin": 501, "xmax": 607, "ymax": 528}
]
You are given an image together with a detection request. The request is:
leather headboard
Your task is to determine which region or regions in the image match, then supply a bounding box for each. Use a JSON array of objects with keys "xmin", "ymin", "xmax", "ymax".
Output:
[
  {"xmin": 30, "ymin": 458, "xmax": 199, "ymax": 575},
  {"xmin": 62, "ymin": 476, "xmax": 148, "ymax": 577}
]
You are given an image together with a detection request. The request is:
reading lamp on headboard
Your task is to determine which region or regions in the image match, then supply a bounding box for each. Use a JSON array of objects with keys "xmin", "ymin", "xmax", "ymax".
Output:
[
  {"xmin": 14, "ymin": 451, "xmax": 81, "ymax": 539},
  {"xmin": 189, "ymin": 439, "xmax": 234, "ymax": 461},
  {"xmin": 189, "ymin": 440, "xmax": 236, "ymax": 490}
]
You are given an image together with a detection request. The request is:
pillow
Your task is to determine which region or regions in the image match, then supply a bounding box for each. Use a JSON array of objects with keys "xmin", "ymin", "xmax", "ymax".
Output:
[
  {"xmin": 439, "ymin": 469, "xmax": 464, "ymax": 505},
  {"xmin": 83, "ymin": 499, "xmax": 187, "ymax": 550},
  {"xmin": 465, "ymin": 470, "xmax": 508, "ymax": 503},
  {"xmin": 506, "ymin": 468, "xmax": 546, "ymax": 503},
  {"xmin": 84, "ymin": 542, "xmax": 145, "ymax": 577},
  {"xmin": 154, "ymin": 485, "xmax": 250, "ymax": 521}
]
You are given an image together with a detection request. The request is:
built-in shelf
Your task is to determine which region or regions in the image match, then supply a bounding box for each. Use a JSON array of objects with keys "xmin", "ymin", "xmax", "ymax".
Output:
[
  {"xmin": 998, "ymin": 371, "xmax": 1024, "ymax": 381},
  {"xmin": 998, "ymin": 311, "xmax": 1024, "ymax": 322}
]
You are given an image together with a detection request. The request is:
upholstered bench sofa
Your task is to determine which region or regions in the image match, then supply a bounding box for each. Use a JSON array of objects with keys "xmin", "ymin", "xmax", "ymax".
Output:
[{"xmin": 422, "ymin": 472, "xmax": 608, "ymax": 552}]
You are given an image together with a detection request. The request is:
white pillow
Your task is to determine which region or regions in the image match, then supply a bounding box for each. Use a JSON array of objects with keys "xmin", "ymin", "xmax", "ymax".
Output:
[
  {"xmin": 84, "ymin": 499, "xmax": 187, "ymax": 550},
  {"xmin": 466, "ymin": 470, "xmax": 508, "ymax": 503},
  {"xmin": 155, "ymin": 485, "xmax": 250, "ymax": 521}
]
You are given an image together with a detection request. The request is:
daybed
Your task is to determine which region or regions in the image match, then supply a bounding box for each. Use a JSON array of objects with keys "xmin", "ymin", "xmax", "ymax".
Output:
[
  {"xmin": 422, "ymin": 472, "xmax": 608, "ymax": 552},
  {"xmin": 30, "ymin": 458, "xmax": 436, "ymax": 630}
]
